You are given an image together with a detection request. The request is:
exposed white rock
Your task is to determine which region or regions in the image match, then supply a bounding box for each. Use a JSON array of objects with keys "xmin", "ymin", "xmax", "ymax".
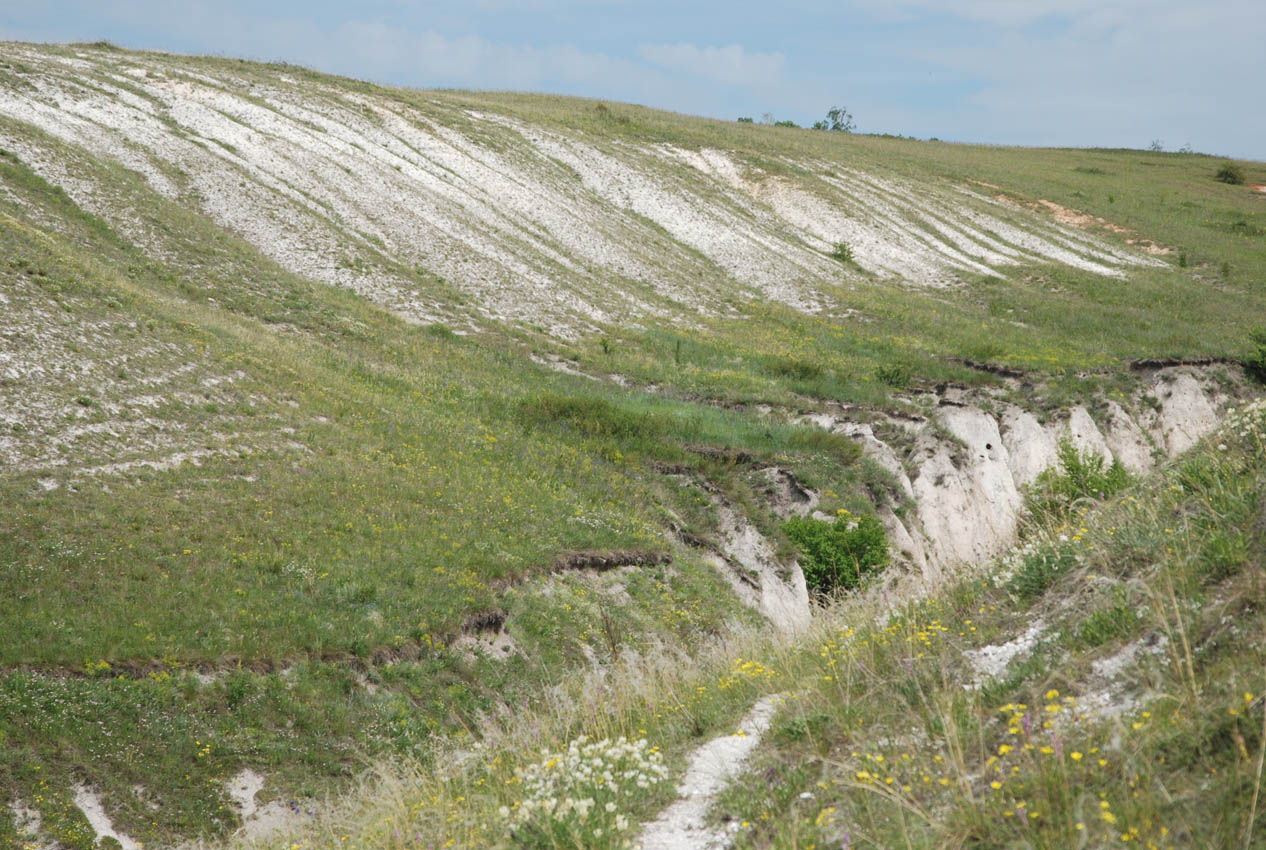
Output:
[
  {"xmin": 1062, "ymin": 406, "xmax": 1113, "ymax": 464},
  {"xmin": 807, "ymin": 367, "xmax": 1232, "ymax": 582},
  {"xmin": 757, "ymin": 466, "xmax": 820, "ymax": 519},
  {"xmin": 453, "ymin": 626, "xmax": 520, "ymax": 662},
  {"xmin": 913, "ymin": 406, "xmax": 1023, "ymax": 570},
  {"xmin": 226, "ymin": 768, "xmax": 310, "ymax": 839},
  {"xmin": 0, "ymin": 44, "xmax": 1160, "ymax": 340},
  {"xmin": 1091, "ymin": 633, "xmax": 1169, "ymax": 681},
  {"xmin": 1149, "ymin": 372, "xmax": 1220, "ymax": 455},
  {"xmin": 1102, "ymin": 400, "xmax": 1155, "ymax": 475},
  {"xmin": 9, "ymin": 799, "xmax": 51, "ymax": 849},
  {"xmin": 833, "ymin": 421, "xmax": 916, "ymax": 500},
  {"xmin": 1000, "ymin": 406, "xmax": 1059, "ymax": 488},
  {"xmin": 879, "ymin": 507, "xmax": 930, "ymax": 577},
  {"xmin": 713, "ymin": 498, "xmax": 811, "ymax": 635},
  {"xmin": 73, "ymin": 785, "xmax": 139, "ymax": 850},
  {"xmin": 963, "ymin": 621, "xmax": 1047, "ymax": 685},
  {"xmin": 226, "ymin": 769, "xmax": 265, "ymax": 820}
]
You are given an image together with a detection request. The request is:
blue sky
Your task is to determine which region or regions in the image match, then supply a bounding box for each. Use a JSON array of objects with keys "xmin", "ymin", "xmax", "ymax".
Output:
[{"xmin": 2, "ymin": 1, "xmax": 1262, "ymax": 159}]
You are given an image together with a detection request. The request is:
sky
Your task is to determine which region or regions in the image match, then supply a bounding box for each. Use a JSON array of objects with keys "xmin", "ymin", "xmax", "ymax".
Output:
[{"xmin": 1, "ymin": 1, "xmax": 1262, "ymax": 160}]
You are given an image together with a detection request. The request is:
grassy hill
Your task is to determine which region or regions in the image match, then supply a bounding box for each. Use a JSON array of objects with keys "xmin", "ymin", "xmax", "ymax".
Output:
[
  {"xmin": 0, "ymin": 40, "xmax": 1262, "ymax": 849},
  {"xmin": 280, "ymin": 400, "xmax": 1266, "ymax": 850}
]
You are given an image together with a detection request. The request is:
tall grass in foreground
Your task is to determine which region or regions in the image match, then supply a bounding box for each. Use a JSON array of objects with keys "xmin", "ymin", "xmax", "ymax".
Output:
[
  {"xmin": 222, "ymin": 622, "xmax": 795, "ymax": 850},
  {"xmin": 718, "ymin": 398, "xmax": 1266, "ymax": 849},
  {"xmin": 238, "ymin": 399, "xmax": 1266, "ymax": 850}
]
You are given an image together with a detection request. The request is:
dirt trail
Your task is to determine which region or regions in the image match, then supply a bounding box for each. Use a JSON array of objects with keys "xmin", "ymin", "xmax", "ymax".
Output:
[{"xmin": 638, "ymin": 693, "xmax": 784, "ymax": 850}]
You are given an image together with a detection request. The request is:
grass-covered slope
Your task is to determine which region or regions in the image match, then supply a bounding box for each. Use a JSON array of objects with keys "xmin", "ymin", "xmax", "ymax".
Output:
[
  {"xmin": 0, "ymin": 39, "xmax": 1263, "ymax": 850},
  {"xmin": 711, "ymin": 401, "xmax": 1266, "ymax": 849},
  {"xmin": 263, "ymin": 402, "xmax": 1266, "ymax": 850}
]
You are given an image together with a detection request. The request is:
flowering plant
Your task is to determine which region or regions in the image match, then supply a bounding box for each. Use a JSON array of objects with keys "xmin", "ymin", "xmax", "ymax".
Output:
[{"xmin": 503, "ymin": 735, "xmax": 669, "ymax": 849}]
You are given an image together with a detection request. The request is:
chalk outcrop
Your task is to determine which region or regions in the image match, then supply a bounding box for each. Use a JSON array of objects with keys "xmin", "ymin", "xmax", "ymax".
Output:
[{"xmin": 810, "ymin": 366, "xmax": 1236, "ymax": 580}]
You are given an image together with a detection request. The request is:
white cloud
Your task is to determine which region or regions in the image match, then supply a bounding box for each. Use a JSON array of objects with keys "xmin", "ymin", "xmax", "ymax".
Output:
[
  {"xmin": 637, "ymin": 42, "xmax": 785, "ymax": 87},
  {"xmin": 328, "ymin": 22, "xmax": 671, "ymax": 95}
]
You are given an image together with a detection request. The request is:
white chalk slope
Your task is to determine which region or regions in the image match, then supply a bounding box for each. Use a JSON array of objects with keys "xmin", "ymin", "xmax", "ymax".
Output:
[{"xmin": 0, "ymin": 43, "xmax": 1157, "ymax": 338}]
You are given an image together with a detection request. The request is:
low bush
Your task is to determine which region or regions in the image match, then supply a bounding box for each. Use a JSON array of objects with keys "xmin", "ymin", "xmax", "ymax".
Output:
[
  {"xmin": 764, "ymin": 356, "xmax": 824, "ymax": 381},
  {"xmin": 1245, "ymin": 328, "xmax": 1266, "ymax": 384},
  {"xmin": 874, "ymin": 363, "xmax": 912, "ymax": 389},
  {"xmin": 517, "ymin": 394, "xmax": 668, "ymax": 442},
  {"xmin": 1214, "ymin": 162, "xmax": 1245, "ymax": 185},
  {"xmin": 783, "ymin": 511, "xmax": 889, "ymax": 595},
  {"xmin": 1007, "ymin": 543, "xmax": 1080, "ymax": 601},
  {"xmin": 828, "ymin": 241, "xmax": 854, "ymax": 263},
  {"xmin": 1025, "ymin": 439, "xmax": 1131, "ymax": 526}
]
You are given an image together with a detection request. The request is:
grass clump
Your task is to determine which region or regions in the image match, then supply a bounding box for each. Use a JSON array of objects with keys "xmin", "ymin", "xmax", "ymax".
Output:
[
  {"xmin": 783, "ymin": 427, "xmax": 863, "ymax": 464},
  {"xmin": 782, "ymin": 510, "xmax": 889, "ymax": 595},
  {"xmin": 1001, "ymin": 541, "xmax": 1081, "ymax": 601},
  {"xmin": 763, "ymin": 355, "xmax": 824, "ymax": 382},
  {"xmin": 1025, "ymin": 439, "xmax": 1132, "ymax": 527},
  {"xmin": 1215, "ymin": 162, "xmax": 1246, "ymax": 185},
  {"xmin": 707, "ymin": 399, "xmax": 1266, "ymax": 850},
  {"xmin": 874, "ymin": 363, "xmax": 912, "ymax": 389},
  {"xmin": 1246, "ymin": 328, "xmax": 1266, "ymax": 384},
  {"xmin": 827, "ymin": 241, "xmax": 854, "ymax": 263},
  {"xmin": 517, "ymin": 392, "xmax": 669, "ymax": 442},
  {"xmin": 1072, "ymin": 588, "xmax": 1141, "ymax": 648}
]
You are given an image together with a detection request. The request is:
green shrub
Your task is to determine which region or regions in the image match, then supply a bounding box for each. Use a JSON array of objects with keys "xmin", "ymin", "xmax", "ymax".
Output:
[
  {"xmin": 1008, "ymin": 544, "xmax": 1080, "ymax": 601},
  {"xmin": 1246, "ymin": 328, "xmax": 1266, "ymax": 384},
  {"xmin": 783, "ymin": 512, "xmax": 889, "ymax": 595},
  {"xmin": 784, "ymin": 427, "xmax": 862, "ymax": 463},
  {"xmin": 828, "ymin": 241, "xmax": 854, "ymax": 263},
  {"xmin": 874, "ymin": 363, "xmax": 911, "ymax": 389},
  {"xmin": 1074, "ymin": 589, "xmax": 1140, "ymax": 647},
  {"xmin": 1025, "ymin": 439, "xmax": 1131, "ymax": 526},
  {"xmin": 764, "ymin": 356, "xmax": 824, "ymax": 381},
  {"xmin": 1215, "ymin": 162, "xmax": 1246, "ymax": 185},
  {"xmin": 1198, "ymin": 529, "xmax": 1248, "ymax": 583},
  {"xmin": 517, "ymin": 394, "xmax": 668, "ymax": 442}
]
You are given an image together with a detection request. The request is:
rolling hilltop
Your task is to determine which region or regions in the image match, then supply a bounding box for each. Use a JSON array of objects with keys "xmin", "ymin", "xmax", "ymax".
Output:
[{"xmin": 0, "ymin": 40, "xmax": 1264, "ymax": 850}]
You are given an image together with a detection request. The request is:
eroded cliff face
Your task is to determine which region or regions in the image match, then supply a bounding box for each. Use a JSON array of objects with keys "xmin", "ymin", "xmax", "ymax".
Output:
[{"xmin": 808, "ymin": 365, "xmax": 1239, "ymax": 585}]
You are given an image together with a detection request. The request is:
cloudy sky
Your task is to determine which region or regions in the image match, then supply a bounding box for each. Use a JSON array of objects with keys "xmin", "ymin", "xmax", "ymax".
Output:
[{"xmin": 2, "ymin": 1, "xmax": 1261, "ymax": 159}]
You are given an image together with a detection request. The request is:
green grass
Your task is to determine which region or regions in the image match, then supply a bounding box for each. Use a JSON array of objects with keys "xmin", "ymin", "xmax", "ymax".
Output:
[
  {"xmin": 1, "ymin": 40, "xmax": 1265, "ymax": 849},
  {"xmin": 219, "ymin": 400, "xmax": 1266, "ymax": 850},
  {"xmin": 709, "ymin": 400, "xmax": 1266, "ymax": 850},
  {"xmin": 0, "ymin": 109, "xmax": 864, "ymax": 843}
]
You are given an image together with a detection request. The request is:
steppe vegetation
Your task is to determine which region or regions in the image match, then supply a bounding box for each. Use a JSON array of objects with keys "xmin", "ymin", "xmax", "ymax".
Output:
[
  {"xmin": 213, "ymin": 399, "xmax": 1266, "ymax": 849},
  {"xmin": 0, "ymin": 40, "xmax": 1263, "ymax": 850}
]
